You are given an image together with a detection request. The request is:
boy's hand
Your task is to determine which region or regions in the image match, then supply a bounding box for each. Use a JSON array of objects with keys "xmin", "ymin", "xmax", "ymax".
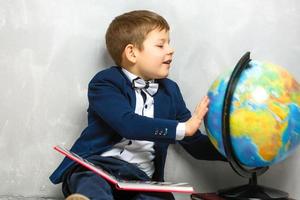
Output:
[{"xmin": 185, "ymin": 96, "xmax": 210, "ymax": 137}]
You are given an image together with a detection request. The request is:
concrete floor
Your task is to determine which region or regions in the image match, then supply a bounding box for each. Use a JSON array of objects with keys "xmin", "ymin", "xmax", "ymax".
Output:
[
  {"xmin": 0, "ymin": 193, "xmax": 191, "ymax": 200},
  {"xmin": 0, "ymin": 197, "xmax": 61, "ymax": 200}
]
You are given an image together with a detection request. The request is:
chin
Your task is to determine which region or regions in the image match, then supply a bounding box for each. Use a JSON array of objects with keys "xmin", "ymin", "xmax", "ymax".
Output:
[
  {"xmin": 153, "ymin": 68, "xmax": 170, "ymax": 79},
  {"xmin": 157, "ymin": 73, "xmax": 169, "ymax": 79}
]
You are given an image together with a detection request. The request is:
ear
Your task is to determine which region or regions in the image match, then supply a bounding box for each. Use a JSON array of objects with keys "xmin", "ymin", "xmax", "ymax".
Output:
[{"xmin": 124, "ymin": 44, "xmax": 137, "ymax": 63}]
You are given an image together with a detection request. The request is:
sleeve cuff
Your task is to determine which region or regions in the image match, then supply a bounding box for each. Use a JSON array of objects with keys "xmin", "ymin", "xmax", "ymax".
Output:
[{"xmin": 175, "ymin": 122, "xmax": 185, "ymax": 140}]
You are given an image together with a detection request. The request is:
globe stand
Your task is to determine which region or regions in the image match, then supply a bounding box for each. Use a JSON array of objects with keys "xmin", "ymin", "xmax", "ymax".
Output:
[
  {"xmin": 218, "ymin": 52, "xmax": 289, "ymax": 199},
  {"xmin": 218, "ymin": 173, "xmax": 289, "ymax": 199}
]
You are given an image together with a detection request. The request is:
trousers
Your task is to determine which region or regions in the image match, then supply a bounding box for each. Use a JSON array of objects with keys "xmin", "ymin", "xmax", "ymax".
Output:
[{"xmin": 62, "ymin": 155, "xmax": 175, "ymax": 200}]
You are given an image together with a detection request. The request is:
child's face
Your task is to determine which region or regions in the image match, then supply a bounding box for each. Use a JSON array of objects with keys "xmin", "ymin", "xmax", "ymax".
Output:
[{"xmin": 133, "ymin": 29, "xmax": 174, "ymax": 80}]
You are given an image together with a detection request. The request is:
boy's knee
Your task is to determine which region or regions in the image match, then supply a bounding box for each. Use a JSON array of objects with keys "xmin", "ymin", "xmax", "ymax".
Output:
[
  {"xmin": 68, "ymin": 171, "xmax": 114, "ymax": 200},
  {"xmin": 65, "ymin": 193, "xmax": 90, "ymax": 200}
]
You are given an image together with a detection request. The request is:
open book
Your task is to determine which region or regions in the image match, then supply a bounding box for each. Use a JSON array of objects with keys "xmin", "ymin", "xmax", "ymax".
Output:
[{"xmin": 54, "ymin": 145, "xmax": 194, "ymax": 193}]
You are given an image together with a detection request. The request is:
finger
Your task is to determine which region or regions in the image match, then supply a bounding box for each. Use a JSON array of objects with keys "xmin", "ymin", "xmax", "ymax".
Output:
[
  {"xmin": 202, "ymin": 95, "xmax": 210, "ymax": 105},
  {"xmin": 194, "ymin": 102, "xmax": 209, "ymax": 119},
  {"xmin": 198, "ymin": 96, "xmax": 210, "ymax": 110},
  {"xmin": 193, "ymin": 96, "xmax": 209, "ymax": 114}
]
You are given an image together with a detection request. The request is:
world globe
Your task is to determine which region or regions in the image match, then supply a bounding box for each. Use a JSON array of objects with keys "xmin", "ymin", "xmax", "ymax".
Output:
[
  {"xmin": 205, "ymin": 56, "xmax": 300, "ymax": 167},
  {"xmin": 202, "ymin": 52, "xmax": 300, "ymax": 199}
]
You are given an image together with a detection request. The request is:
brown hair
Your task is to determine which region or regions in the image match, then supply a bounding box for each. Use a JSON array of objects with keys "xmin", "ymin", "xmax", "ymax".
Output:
[{"xmin": 105, "ymin": 10, "xmax": 170, "ymax": 66}]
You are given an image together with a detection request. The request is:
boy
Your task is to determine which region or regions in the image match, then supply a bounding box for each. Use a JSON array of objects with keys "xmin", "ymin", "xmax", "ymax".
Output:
[{"xmin": 50, "ymin": 10, "xmax": 224, "ymax": 200}]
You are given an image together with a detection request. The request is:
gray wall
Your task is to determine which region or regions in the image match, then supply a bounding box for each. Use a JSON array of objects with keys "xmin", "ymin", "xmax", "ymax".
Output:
[{"xmin": 1, "ymin": 0, "xmax": 300, "ymax": 199}]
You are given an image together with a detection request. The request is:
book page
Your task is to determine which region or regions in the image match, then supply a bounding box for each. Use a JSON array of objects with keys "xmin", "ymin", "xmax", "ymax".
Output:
[{"xmin": 54, "ymin": 146, "xmax": 194, "ymax": 193}]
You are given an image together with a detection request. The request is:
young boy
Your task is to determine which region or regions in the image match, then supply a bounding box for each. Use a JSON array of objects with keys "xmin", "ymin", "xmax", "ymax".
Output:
[{"xmin": 50, "ymin": 10, "xmax": 224, "ymax": 200}]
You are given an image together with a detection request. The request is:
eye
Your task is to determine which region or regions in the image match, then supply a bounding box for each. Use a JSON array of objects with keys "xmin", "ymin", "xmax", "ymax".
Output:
[{"xmin": 156, "ymin": 45, "xmax": 164, "ymax": 48}]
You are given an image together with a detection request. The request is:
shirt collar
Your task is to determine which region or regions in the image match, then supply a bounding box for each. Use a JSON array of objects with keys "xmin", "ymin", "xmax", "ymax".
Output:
[
  {"xmin": 121, "ymin": 68, "xmax": 155, "ymax": 83},
  {"xmin": 122, "ymin": 68, "xmax": 138, "ymax": 83}
]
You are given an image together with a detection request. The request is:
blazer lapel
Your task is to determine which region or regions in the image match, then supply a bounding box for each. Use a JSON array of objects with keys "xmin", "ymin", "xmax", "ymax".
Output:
[{"xmin": 154, "ymin": 85, "xmax": 172, "ymax": 119}]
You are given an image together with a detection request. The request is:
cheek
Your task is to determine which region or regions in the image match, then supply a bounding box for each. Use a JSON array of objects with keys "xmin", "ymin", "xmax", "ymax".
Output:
[
  {"xmin": 143, "ymin": 56, "xmax": 162, "ymax": 68},
  {"xmin": 145, "ymin": 48, "xmax": 163, "ymax": 59}
]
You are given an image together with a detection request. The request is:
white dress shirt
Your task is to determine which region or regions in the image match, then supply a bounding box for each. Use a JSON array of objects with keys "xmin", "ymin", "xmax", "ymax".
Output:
[{"xmin": 101, "ymin": 68, "xmax": 185, "ymax": 177}]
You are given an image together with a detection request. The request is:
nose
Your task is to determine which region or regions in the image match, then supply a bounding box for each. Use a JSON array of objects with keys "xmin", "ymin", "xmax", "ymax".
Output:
[{"xmin": 168, "ymin": 45, "xmax": 175, "ymax": 55}]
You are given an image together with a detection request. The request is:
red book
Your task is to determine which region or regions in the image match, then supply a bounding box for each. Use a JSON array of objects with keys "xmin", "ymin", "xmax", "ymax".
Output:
[{"xmin": 54, "ymin": 145, "xmax": 195, "ymax": 193}]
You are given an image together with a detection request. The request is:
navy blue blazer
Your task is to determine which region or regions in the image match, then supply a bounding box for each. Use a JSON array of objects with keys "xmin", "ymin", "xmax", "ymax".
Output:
[{"xmin": 49, "ymin": 66, "xmax": 224, "ymax": 184}]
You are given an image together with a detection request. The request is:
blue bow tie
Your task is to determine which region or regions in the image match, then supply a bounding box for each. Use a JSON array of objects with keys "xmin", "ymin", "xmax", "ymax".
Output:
[{"xmin": 132, "ymin": 77, "xmax": 159, "ymax": 96}]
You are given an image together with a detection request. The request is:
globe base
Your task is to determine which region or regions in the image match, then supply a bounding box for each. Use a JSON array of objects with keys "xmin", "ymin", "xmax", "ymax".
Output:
[{"xmin": 218, "ymin": 183, "xmax": 289, "ymax": 200}]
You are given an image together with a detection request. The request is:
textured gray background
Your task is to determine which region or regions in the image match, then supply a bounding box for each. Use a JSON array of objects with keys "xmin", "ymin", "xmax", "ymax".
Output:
[{"xmin": 0, "ymin": 0, "xmax": 300, "ymax": 199}]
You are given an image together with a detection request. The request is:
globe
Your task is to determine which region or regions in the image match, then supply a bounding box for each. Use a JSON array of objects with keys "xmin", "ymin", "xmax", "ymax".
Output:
[{"xmin": 205, "ymin": 57, "xmax": 300, "ymax": 168}]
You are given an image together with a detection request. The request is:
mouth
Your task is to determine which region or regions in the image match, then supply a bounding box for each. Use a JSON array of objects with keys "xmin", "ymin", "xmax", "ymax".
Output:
[{"xmin": 163, "ymin": 59, "xmax": 172, "ymax": 65}]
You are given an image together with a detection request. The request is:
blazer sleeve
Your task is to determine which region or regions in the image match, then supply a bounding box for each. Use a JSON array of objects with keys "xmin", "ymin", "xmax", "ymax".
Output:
[
  {"xmin": 174, "ymin": 83, "xmax": 226, "ymax": 161},
  {"xmin": 88, "ymin": 77, "xmax": 178, "ymax": 143}
]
